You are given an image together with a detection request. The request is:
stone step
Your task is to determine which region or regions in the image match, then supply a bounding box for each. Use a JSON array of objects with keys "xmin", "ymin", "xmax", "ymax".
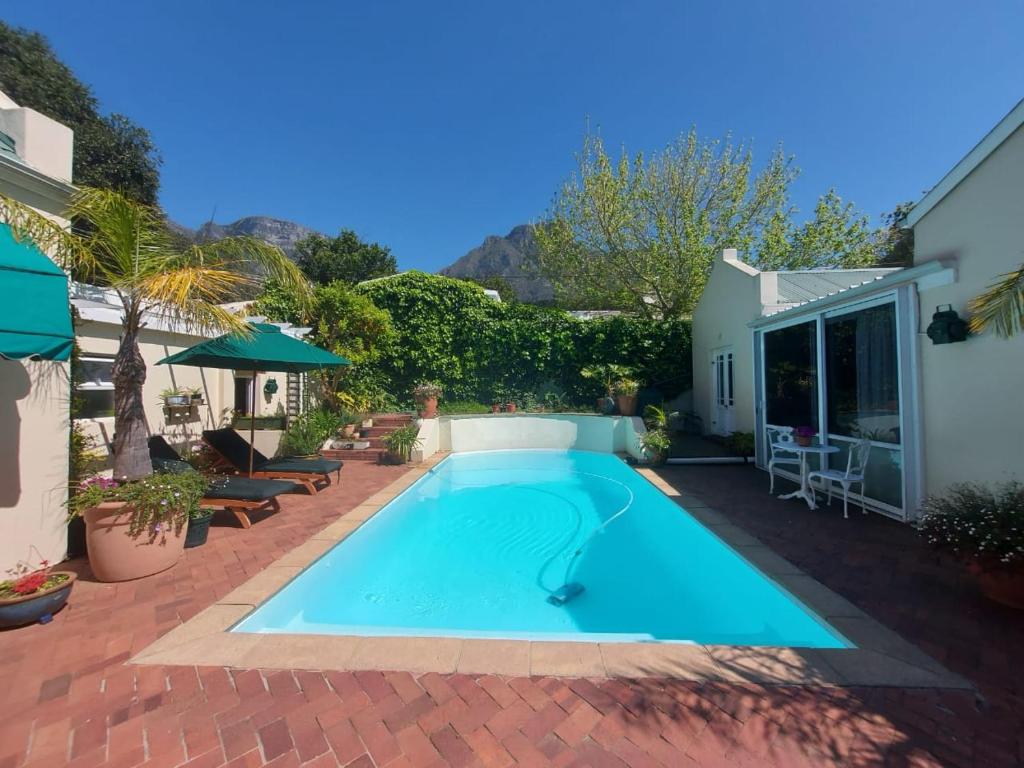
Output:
[{"xmin": 323, "ymin": 448, "xmax": 385, "ymax": 462}]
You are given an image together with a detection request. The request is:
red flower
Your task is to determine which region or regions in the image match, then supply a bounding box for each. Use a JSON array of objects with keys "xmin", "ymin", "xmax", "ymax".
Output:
[{"xmin": 12, "ymin": 572, "xmax": 47, "ymax": 595}]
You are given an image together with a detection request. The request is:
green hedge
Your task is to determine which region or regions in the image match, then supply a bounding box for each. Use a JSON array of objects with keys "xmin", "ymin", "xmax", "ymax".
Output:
[{"xmin": 356, "ymin": 272, "xmax": 692, "ymax": 406}]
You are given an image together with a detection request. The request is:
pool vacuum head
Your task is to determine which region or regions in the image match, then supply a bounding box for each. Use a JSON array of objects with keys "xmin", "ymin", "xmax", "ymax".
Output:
[{"xmin": 547, "ymin": 582, "xmax": 585, "ymax": 606}]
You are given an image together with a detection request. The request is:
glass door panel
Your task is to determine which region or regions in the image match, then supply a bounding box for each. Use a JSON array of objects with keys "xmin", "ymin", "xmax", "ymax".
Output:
[{"xmin": 763, "ymin": 321, "xmax": 818, "ymax": 430}]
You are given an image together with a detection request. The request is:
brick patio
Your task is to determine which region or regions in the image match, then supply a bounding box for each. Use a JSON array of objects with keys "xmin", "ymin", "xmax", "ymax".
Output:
[{"xmin": 1, "ymin": 461, "xmax": 1022, "ymax": 767}]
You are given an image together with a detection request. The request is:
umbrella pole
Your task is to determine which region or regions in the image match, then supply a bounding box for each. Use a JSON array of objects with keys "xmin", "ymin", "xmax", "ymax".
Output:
[{"xmin": 249, "ymin": 370, "xmax": 257, "ymax": 477}]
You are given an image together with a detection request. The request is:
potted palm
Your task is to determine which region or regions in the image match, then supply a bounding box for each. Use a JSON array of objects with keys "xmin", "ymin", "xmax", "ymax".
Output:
[
  {"xmin": 413, "ymin": 381, "xmax": 442, "ymax": 418},
  {"xmin": 0, "ymin": 556, "xmax": 76, "ymax": 628},
  {"xmin": 640, "ymin": 429, "xmax": 672, "ymax": 466},
  {"xmin": 613, "ymin": 377, "xmax": 640, "ymax": 417},
  {"xmin": 919, "ymin": 482, "xmax": 1024, "ymax": 609},
  {"xmin": 382, "ymin": 425, "xmax": 422, "ymax": 465},
  {"xmin": 68, "ymin": 472, "xmax": 208, "ymax": 582}
]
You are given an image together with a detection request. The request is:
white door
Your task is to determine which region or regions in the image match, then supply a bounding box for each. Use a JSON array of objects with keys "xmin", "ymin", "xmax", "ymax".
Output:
[{"xmin": 710, "ymin": 347, "xmax": 735, "ymax": 435}]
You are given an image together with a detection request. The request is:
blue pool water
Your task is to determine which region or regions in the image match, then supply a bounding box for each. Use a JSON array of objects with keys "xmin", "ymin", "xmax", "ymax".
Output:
[{"xmin": 234, "ymin": 450, "xmax": 848, "ymax": 647}]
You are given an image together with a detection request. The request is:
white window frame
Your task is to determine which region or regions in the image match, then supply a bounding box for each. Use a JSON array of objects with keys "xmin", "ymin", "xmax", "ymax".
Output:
[{"xmin": 76, "ymin": 354, "xmax": 116, "ymax": 420}]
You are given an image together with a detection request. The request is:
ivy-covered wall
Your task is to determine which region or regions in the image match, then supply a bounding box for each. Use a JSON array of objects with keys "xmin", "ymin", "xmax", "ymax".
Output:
[{"xmin": 356, "ymin": 272, "xmax": 692, "ymax": 406}]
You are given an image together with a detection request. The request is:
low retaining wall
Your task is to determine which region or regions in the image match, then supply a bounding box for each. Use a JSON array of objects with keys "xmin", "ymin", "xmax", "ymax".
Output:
[{"xmin": 422, "ymin": 414, "xmax": 645, "ymax": 459}]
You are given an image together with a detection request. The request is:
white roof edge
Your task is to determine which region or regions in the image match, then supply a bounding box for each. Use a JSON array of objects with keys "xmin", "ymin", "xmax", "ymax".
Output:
[
  {"xmin": 748, "ymin": 261, "xmax": 951, "ymax": 328},
  {"xmin": 904, "ymin": 98, "xmax": 1024, "ymax": 228}
]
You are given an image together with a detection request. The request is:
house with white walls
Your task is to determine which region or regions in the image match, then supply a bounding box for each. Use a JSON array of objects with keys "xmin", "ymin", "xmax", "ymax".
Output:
[
  {"xmin": 0, "ymin": 91, "xmax": 75, "ymax": 572},
  {"xmin": 695, "ymin": 98, "xmax": 1024, "ymax": 522}
]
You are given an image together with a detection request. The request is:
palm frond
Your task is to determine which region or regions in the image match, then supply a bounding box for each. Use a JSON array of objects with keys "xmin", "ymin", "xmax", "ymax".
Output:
[
  {"xmin": 0, "ymin": 193, "xmax": 87, "ymax": 269},
  {"xmin": 969, "ymin": 262, "xmax": 1024, "ymax": 338},
  {"xmin": 195, "ymin": 235, "xmax": 312, "ymax": 303}
]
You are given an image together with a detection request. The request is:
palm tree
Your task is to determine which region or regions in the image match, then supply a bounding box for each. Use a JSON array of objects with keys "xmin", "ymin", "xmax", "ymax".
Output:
[
  {"xmin": 1, "ymin": 187, "xmax": 310, "ymax": 479},
  {"xmin": 969, "ymin": 262, "xmax": 1024, "ymax": 338}
]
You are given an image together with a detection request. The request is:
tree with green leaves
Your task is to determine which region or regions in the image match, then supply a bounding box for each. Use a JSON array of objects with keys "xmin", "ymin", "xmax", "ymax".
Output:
[
  {"xmin": 534, "ymin": 128, "xmax": 891, "ymax": 316},
  {"xmin": 1, "ymin": 188, "xmax": 309, "ymax": 479},
  {"xmin": 0, "ymin": 23, "xmax": 162, "ymax": 204},
  {"xmin": 294, "ymin": 230, "xmax": 397, "ymax": 285}
]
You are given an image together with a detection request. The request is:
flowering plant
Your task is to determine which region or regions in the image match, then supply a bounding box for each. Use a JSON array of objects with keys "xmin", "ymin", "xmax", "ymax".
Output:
[
  {"xmin": 412, "ymin": 381, "xmax": 442, "ymax": 401},
  {"xmin": 794, "ymin": 426, "xmax": 817, "ymax": 438},
  {"xmin": 67, "ymin": 470, "xmax": 208, "ymax": 539},
  {"xmin": 918, "ymin": 482, "xmax": 1024, "ymax": 570},
  {"xmin": 0, "ymin": 556, "xmax": 69, "ymax": 601}
]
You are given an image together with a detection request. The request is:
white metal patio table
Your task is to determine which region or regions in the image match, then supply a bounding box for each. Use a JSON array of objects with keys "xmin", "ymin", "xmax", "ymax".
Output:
[{"xmin": 772, "ymin": 442, "xmax": 839, "ymax": 510}]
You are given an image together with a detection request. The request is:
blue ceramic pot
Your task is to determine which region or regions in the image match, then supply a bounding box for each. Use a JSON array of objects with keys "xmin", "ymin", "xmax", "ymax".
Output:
[{"xmin": 0, "ymin": 573, "xmax": 75, "ymax": 628}]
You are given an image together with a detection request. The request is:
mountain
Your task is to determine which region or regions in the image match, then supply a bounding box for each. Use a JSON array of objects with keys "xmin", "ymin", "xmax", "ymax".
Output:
[
  {"xmin": 440, "ymin": 224, "xmax": 553, "ymax": 302},
  {"xmin": 171, "ymin": 216, "xmax": 317, "ymax": 258}
]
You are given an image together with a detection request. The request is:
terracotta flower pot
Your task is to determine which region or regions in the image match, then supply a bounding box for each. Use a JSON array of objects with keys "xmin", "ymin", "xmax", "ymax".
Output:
[
  {"xmin": 491, "ymin": 404, "xmax": 501, "ymax": 413},
  {"xmin": 505, "ymin": 402, "xmax": 517, "ymax": 413},
  {"xmin": 0, "ymin": 572, "xmax": 76, "ymax": 628},
  {"xmin": 83, "ymin": 502, "xmax": 186, "ymax": 582},
  {"xmin": 795, "ymin": 435, "xmax": 813, "ymax": 447},
  {"xmin": 417, "ymin": 396, "xmax": 438, "ymax": 419},
  {"xmin": 968, "ymin": 561, "xmax": 1024, "ymax": 610},
  {"xmin": 616, "ymin": 394, "xmax": 637, "ymax": 416}
]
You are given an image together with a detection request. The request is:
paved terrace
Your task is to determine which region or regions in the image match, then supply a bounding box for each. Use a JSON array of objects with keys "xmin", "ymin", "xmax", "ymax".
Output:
[{"xmin": 0, "ymin": 460, "xmax": 1021, "ymax": 767}]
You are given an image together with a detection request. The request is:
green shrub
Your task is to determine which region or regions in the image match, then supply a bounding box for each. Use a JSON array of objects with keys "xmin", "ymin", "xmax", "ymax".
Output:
[
  {"xmin": 438, "ymin": 401, "xmax": 492, "ymax": 415},
  {"xmin": 279, "ymin": 409, "xmax": 343, "ymax": 456},
  {"xmin": 382, "ymin": 424, "xmax": 422, "ymax": 463}
]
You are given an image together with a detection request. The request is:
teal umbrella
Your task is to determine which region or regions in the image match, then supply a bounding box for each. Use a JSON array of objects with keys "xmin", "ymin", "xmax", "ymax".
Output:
[{"xmin": 158, "ymin": 323, "xmax": 349, "ymax": 474}]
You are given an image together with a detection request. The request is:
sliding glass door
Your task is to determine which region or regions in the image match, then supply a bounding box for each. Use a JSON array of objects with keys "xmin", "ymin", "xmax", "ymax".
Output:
[{"xmin": 756, "ymin": 294, "xmax": 911, "ymax": 518}]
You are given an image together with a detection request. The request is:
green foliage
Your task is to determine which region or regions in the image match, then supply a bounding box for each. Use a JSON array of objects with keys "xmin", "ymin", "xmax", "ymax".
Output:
[
  {"xmin": 0, "ymin": 23, "xmax": 161, "ymax": 203},
  {"xmin": 67, "ymin": 471, "xmax": 208, "ymax": 539},
  {"xmin": 382, "ymin": 424, "xmax": 422, "ymax": 463},
  {"xmin": 728, "ymin": 431, "xmax": 755, "ymax": 457},
  {"xmin": 643, "ymin": 404, "xmax": 667, "ymax": 430},
  {"xmin": 355, "ymin": 272, "xmax": 692, "ymax": 406},
  {"xmin": 252, "ymin": 279, "xmax": 396, "ymax": 408},
  {"xmin": 294, "ymin": 230, "xmax": 397, "ymax": 285},
  {"xmin": 464, "ymin": 275, "xmax": 517, "ymax": 301},
  {"xmin": 533, "ymin": 128, "xmax": 796, "ymax": 317},
  {"xmin": 438, "ymin": 401, "xmax": 492, "ymax": 415},
  {"xmin": 279, "ymin": 409, "xmax": 343, "ymax": 456},
  {"xmin": 919, "ymin": 482, "xmax": 1024, "ymax": 569},
  {"xmin": 876, "ymin": 202, "xmax": 915, "ymax": 267},
  {"xmin": 640, "ymin": 429, "xmax": 672, "ymax": 463}
]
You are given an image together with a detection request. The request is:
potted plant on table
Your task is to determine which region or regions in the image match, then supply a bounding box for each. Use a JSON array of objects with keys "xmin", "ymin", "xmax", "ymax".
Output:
[
  {"xmin": 382, "ymin": 424, "xmax": 422, "ymax": 465},
  {"xmin": 640, "ymin": 429, "xmax": 672, "ymax": 466},
  {"xmin": 918, "ymin": 482, "xmax": 1024, "ymax": 609},
  {"xmin": 160, "ymin": 386, "xmax": 190, "ymax": 407},
  {"xmin": 68, "ymin": 472, "xmax": 208, "ymax": 582},
  {"xmin": 793, "ymin": 425, "xmax": 817, "ymax": 447},
  {"xmin": 0, "ymin": 556, "xmax": 76, "ymax": 628},
  {"xmin": 413, "ymin": 381, "xmax": 442, "ymax": 419}
]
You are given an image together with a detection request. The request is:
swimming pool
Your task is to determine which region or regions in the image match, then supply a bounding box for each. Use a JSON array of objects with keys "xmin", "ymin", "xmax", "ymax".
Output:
[{"xmin": 234, "ymin": 450, "xmax": 848, "ymax": 647}]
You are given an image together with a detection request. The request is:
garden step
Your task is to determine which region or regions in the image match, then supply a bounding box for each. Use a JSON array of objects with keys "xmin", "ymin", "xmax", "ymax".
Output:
[{"xmin": 322, "ymin": 448, "xmax": 386, "ymax": 462}]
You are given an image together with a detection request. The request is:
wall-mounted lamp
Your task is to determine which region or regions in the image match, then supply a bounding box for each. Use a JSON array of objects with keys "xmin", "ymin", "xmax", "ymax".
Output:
[
  {"xmin": 263, "ymin": 377, "xmax": 279, "ymax": 395},
  {"xmin": 926, "ymin": 305, "xmax": 968, "ymax": 345}
]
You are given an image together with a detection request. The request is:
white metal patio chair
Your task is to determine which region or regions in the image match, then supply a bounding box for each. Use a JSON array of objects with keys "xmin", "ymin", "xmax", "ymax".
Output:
[
  {"xmin": 766, "ymin": 426, "xmax": 800, "ymax": 494},
  {"xmin": 808, "ymin": 439, "xmax": 872, "ymax": 518}
]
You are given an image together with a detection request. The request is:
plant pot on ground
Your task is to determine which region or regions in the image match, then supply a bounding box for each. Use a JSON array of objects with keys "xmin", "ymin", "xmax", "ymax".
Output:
[
  {"xmin": 69, "ymin": 473, "xmax": 206, "ymax": 583},
  {"xmin": 505, "ymin": 402, "xmax": 517, "ymax": 413},
  {"xmin": 640, "ymin": 428, "xmax": 672, "ymax": 466},
  {"xmin": 382, "ymin": 424, "xmax": 422, "ymax": 465},
  {"xmin": 0, "ymin": 561, "xmax": 76, "ymax": 628},
  {"xmin": 184, "ymin": 510, "xmax": 214, "ymax": 549},
  {"xmin": 918, "ymin": 482, "xmax": 1024, "ymax": 610},
  {"xmin": 491, "ymin": 403, "xmax": 501, "ymax": 413},
  {"xmin": 413, "ymin": 381, "xmax": 442, "ymax": 419}
]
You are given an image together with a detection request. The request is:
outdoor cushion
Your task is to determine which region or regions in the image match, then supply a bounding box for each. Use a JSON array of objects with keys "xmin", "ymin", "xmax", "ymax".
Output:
[{"xmin": 202, "ymin": 428, "xmax": 342, "ymax": 475}]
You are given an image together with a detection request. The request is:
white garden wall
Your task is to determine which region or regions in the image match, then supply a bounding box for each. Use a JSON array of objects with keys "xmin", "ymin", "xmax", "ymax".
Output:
[{"xmin": 433, "ymin": 414, "xmax": 645, "ymax": 458}]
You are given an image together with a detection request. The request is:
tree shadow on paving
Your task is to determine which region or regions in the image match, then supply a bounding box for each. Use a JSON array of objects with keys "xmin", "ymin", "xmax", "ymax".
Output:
[{"xmin": 604, "ymin": 658, "xmax": 980, "ymax": 768}]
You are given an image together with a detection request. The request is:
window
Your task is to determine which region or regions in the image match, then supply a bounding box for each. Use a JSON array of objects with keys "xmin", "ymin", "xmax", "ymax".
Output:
[
  {"xmin": 234, "ymin": 375, "xmax": 253, "ymax": 416},
  {"xmin": 825, "ymin": 303, "xmax": 900, "ymax": 443},
  {"xmin": 763, "ymin": 321, "xmax": 818, "ymax": 429},
  {"xmin": 76, "ymin": 355, "xmax": 115, "ymax": 418}
]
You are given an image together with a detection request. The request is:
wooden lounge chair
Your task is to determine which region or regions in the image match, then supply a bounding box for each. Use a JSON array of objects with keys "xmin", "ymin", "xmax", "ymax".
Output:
[
  {"xmin": 201, "ymin": 428, "xmax": 342, "ymax": 495},
  {"xmin": 148, "ymin": 436, "xmax": 298, "ymax": 529}
]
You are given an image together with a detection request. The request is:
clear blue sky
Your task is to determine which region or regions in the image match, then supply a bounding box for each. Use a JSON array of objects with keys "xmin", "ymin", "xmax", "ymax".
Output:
[{"xmin": 4, "ymin": 2, "xmax": 1023, "ymax": 271}]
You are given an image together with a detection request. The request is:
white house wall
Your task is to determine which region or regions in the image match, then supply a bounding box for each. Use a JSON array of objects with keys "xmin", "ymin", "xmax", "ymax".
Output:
[{"xmin": 913, "ymin": 123, "xmax": 1024, "ymax": 495}]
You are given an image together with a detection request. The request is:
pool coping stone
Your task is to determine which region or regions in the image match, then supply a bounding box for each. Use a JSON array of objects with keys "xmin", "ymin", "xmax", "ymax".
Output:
[{"xmin": 130, "ymin": 455, "xmax": 972, "ymax": 690}]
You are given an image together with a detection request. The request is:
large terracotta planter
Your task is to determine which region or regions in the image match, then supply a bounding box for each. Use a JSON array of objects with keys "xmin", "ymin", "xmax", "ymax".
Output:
[
  {"xmin": 0, "ymin": 572, "xmax": 76, "ymax": 628},
  {"xmin": 616, "ymin": 394, "xmax": 637, "ymax": 416},
  {"xmin": 417, "ymin": 396, "xmax": 438, "ymax": 418},
  {"xmin": 968, "ymin": 562, "xmax": 1024, "ymax": 610},
  {"xmin": 84, "ymin": 502, "xmax": 186, "ymax": 582}
]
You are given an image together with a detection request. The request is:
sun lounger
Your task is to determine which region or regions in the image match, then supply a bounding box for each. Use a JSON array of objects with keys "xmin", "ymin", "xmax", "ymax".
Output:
[
  {"xmin": 148, "ymin": 436, "xmax": 299, "ymax": 528},
  {"xmin": 201, "ymin": 428, "xmax": 342, "ymax": 495}
]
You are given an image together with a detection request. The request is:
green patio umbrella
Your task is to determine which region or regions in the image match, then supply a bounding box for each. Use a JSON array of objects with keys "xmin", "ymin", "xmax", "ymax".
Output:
[{"xmin": 158, "ymin": 322, "xmax": 350, "ymax": 475}]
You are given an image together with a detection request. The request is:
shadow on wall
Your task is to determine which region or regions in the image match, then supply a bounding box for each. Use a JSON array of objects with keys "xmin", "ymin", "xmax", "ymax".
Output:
[{"xmin": 0, "ymin": 361, "xmax": 31, "ymax": 507}]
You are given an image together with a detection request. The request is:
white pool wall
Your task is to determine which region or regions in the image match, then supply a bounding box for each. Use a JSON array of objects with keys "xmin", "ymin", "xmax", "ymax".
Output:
[{"xmin": 413, "ymin": 414, "xmax": 645, "ymax": 460}]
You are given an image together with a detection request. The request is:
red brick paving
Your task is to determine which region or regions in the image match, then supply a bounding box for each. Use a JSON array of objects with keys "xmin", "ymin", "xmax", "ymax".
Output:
[{"xmin": 1, "ymin": 461, "xmax": 1022, "ymax": 766}]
